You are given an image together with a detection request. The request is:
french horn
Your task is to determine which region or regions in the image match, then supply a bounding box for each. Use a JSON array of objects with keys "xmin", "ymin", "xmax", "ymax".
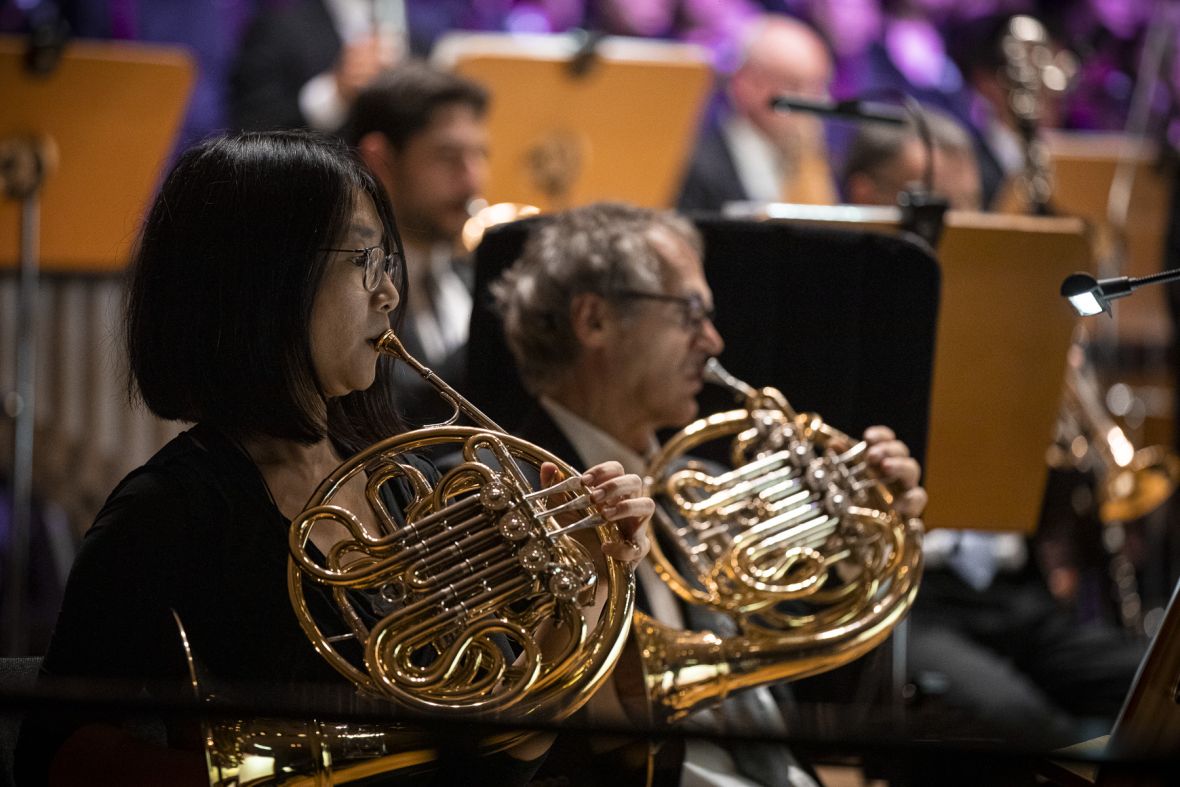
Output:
[
  {"xmin": 634, "ymin": 358, "xmax": 923, "ymax": 722},
  {"xmin": 197, "ymin": 330, "xmax": 636, "ymax": 785},
  {"xmin": 1056, "ymin": 340, "xmax": 1180, "ymax": 527}
]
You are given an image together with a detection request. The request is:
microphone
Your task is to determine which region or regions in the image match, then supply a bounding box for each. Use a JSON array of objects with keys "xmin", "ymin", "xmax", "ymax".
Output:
[
  {"xmin": 770, "ymin": 93, "xmax": 947, "ymax": 247},
  {"xmin": 768, "ymin": 96, "xmax": 909, "ymax": 126}
]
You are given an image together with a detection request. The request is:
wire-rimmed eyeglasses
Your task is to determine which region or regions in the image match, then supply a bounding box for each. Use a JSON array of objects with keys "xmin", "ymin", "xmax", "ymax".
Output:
[
  {"xmin": 322, "ymin": 245, "xmax": 403, "ymax": 292},
  {"xmin": 611, "ymin": 289, "xmax": 716, "ymax": 331}
]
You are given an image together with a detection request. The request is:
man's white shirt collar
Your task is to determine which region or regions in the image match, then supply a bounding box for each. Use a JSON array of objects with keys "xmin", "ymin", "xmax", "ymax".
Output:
[{"xmin": 721, "ymin": 113, "xmax": 789, "ymax": 203}]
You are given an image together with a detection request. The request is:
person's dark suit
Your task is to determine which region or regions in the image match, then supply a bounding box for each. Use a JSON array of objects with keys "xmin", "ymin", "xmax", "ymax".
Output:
[
  {"xmin": 676, "ymin": 118, "xmax": 749, "ymax": 214},
  {"xmin": 230, "ymin": 0, "xmax": 342, "ymax": 131},
  {"xmin": 513, "ymin": 404, "xmax": 817, "ymax": 787},
  {"xmin": 971, "ymin": 132, "xmax": 1008, "ymax": 211},
  {"xmin": 392, "ymin": 255, "xmax": 475, "ymax": 426}
]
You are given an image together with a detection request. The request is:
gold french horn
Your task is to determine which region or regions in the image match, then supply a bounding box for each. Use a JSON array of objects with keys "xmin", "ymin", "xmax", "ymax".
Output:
[
  {"xmin": 196, "ymin": 330, "xmax": 636, "ymax": 785},
  {"xmin": 1056, "ymin": 339, "xmax": 1180, "ymax": 526},
  {"xmin": 633, "ymin": 358, "xmax": 923, "ymax": 723}
]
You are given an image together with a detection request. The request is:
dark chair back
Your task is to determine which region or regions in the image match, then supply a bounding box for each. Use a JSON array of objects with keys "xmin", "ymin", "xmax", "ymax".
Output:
[{"xmin": 0, "ymin": 657, "xmax": 42, "ymax": 787}]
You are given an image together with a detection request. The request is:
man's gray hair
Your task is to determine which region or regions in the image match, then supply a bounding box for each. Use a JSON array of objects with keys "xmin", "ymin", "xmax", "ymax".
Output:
[{"xmin": 491, "ymin": 202, "xmax": 702, "ymax": 395}]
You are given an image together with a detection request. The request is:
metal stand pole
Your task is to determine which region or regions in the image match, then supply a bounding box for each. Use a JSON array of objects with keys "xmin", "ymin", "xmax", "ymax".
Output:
[
  {"xmin": 891, "ymin": 618, "xmax": 909, "ymax": 726},
  {"xmin": 2, "ymin": 137, "xmax": 53, "ymax": 656}
]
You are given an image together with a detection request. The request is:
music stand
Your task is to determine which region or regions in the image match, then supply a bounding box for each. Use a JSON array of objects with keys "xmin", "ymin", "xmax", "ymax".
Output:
[
  {"xmin": 726, "ymin": 203, "xmax": 1092, "ymax": 534},
  {"xmin": 0, "ymin": 36, "xmax": 194, "ymax": 655},
  {"xmin": 1038, "ymin": 577, "xmax": 1180, "ymax": 786},
  {"xmin": 432, "ymin": 32, "xmax": 713, "ymax": 210},
  {"xmin": 1103, "ymin": 576, "xmax": 1180, "ymax": 765}
]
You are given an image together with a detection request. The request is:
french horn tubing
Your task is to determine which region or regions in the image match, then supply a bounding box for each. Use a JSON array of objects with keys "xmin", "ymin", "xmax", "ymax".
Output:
[
  {"xmin": 634, "ymin": 358, "xmax": 923, "ymax": 723},
  {"xmin": 199, "ymin": 330, "xmax": 636, "ymax": 785}
]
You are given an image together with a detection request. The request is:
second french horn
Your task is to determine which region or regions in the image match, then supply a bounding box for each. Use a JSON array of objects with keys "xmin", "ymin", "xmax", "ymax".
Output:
[{"xmin": 636, "ymin": 358, "xmax": 924, "ymax": 722}]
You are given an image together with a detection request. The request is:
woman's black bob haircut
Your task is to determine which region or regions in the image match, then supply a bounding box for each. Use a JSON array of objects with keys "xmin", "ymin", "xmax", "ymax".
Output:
[{"xmin": 126, "ymin": 130, "xmax": 408, "ymax": 453}]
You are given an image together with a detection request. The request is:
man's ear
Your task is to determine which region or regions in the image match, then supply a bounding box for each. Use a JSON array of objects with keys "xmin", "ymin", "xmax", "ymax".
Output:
[
  {"xmin": 357, "ymin": 131, "xmax": 397, "ymax": 194},
  {"xmin": 727, "ymin": 65, "xmax": 757, "ymax": 115},
  {"xmin": 569, "ymin": 292, "xmax": 612, "ymax": 349}
]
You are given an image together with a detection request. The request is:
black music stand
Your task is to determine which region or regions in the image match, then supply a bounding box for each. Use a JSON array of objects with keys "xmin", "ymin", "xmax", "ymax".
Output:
[
  {"xmin": 466, "ymin": 217, "xmax": 940, "ymax": 468},
  {"xmin": 1039, "ymin": 576, "xmax": 1180, "ymax": 786}
]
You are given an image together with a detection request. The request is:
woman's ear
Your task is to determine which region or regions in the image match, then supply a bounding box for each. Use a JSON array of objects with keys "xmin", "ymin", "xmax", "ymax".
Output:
[{"xmin": 569, "ymin": 292, "xmax": 612, "ymax": 350}]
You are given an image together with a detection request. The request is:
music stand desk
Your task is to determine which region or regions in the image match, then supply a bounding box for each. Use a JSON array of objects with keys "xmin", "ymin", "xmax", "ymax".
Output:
[
  {"xmin": 433, "ymin": 31, "xmax": 713, "ymax": 211},
  {"xmin": 0, "ymin": 36, "xmax": 194, "ymax": 271}
]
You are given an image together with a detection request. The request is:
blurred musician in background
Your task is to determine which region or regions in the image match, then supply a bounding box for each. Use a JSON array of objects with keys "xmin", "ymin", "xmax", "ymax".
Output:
[
  {"xmin": 492, "ymin": 202, "xmax": 927, "ymax": 786},
  {"xmin": 946, "ymin": 11, "xmax": 1075, "ymax": 212},
  {"xmin": 841, "ymin": 112, "xmax": 1147, "ymax": 752},
  {"xmin": 841, "ymin": 105, "xmax": 982, "ymax": 210},
  {"xmin": 345, "ymin": 61, "xmax": 489, "ymax": 423},
  {"xmin": 230, "ymin": 0, "xmax": 408, "ymax": 133},
  {"xmin": 677, "ymin": 14, "xmax": 838, "ymax": 213},
  {"xmin": 14, "ymin": 131, "xmax": 651, "ymax": 786}
]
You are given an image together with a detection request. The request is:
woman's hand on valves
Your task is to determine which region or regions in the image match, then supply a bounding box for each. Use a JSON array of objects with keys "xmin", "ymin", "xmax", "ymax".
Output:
[
  {"xmin": 541, "ymin": 460, "xmax": 652, "ymax": 565},
  {"xmin": 863, "ymin": 426, "xmax": 928, "ymax": 519}
]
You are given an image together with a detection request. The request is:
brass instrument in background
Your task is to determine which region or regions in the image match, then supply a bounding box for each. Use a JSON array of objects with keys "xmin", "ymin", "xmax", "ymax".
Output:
[
  {"xmin": 998, "ymin": 14, "xmax": 1076, "ymax": 216},
  {"xmin": 196, "ymin": 330, "xmax": 636, "ymax": 785},
  {"xmin": 1057, "ymin": 339, "xmax": 1180, "ymax": 527},
  {"xmin": 1045, "ymin": 334, "xmax": 1180, "ymax": 634},
  {"xmin": 995, "ymin": 15, "xmax": 1175, "ymax": 634},
  {"xmin": 635, "ymin": 358, "xmax": 923, "ymax": 723},
  {"xmin": 461, "ymin": 199, "xmax": 541, "ymax": 252}
]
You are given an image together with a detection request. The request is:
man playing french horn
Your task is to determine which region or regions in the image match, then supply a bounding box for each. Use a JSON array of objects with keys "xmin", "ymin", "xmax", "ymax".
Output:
[{"xmin": 492, "ymin": 202, "xmax": 928, "ymax": 787}]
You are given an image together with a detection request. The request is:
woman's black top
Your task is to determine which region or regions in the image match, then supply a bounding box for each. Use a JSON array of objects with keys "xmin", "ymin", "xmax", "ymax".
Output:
[{"xmin": 14, "ymin": 423, "xmax": 543, "ymax": 785}]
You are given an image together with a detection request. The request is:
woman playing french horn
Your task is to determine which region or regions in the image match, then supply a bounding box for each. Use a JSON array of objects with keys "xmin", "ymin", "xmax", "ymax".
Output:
[{"xmin": 15, "ymin": 131, "xmax": 652, "ymax": 786}]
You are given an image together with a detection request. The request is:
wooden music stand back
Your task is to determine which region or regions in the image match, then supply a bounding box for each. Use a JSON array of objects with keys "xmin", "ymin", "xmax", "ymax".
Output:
[
  {"xmin": 927, "ymin": 212, "xmax": 1091, "ymax": 533},
  {"xmin": 433, "ymin": 32, "xmax": 713, "ymax": 211},
  {"xmin": 733, "ymin": 205, "xmax": 1092, "ymax": 533},
  {"xmin": 0, "ymin": 36, "xmax": 195, "ymax": 271}
]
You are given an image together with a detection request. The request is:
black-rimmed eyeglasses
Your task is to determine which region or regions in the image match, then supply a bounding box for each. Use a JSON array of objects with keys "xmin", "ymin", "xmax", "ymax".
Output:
[
  {"xmin": 321, "ymin": 245, "xmax": 403, "ymax": 292},
  {"xmin": 611, "ymin": 289, "xmax": 716, "ymax": 331}
]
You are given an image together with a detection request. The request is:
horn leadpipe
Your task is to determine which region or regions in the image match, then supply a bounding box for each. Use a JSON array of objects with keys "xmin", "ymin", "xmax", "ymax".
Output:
[{"xmin": 377, "ymin": 329, "xmax": 504, "ymax": 432}]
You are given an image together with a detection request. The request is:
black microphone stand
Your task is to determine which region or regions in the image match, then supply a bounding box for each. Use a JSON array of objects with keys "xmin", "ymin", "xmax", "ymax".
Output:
[
  {"xmin": 769, "ymin": 93, "xmax": 949, "ymax": 248},
  {"xmin": 2, "ymin": 0, "xmax": 68, "ymax": 657},
  {"xmin": 897, "ymin": 95, "xmax": 949, "ymax": 249}
]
